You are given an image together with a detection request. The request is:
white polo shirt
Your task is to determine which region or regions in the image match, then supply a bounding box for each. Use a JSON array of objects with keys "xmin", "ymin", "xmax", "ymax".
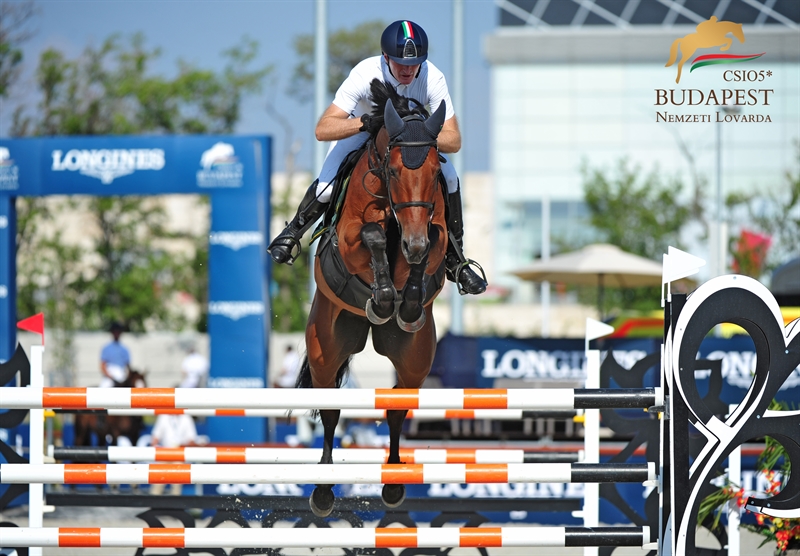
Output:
[{"xmin": 332, "ymin": 56, "xmax": 455, "ymax": 121}]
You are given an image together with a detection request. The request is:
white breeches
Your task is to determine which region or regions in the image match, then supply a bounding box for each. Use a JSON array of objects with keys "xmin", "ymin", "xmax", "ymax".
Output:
[{"xmin": 314, "ymin": 132, "xmax": 458, "ymax": 203}]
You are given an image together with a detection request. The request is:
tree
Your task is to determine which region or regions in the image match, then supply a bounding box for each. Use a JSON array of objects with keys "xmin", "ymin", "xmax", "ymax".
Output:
[
  {"xmin": 265, "ymin": 91, "xmax": 310, "ymax": 332},
  {"xmin": 727, "ymin": 141, "xmax": 800, "ymax": 275},
  {"xmin": 15, "ymin": 34, "xmax": 272, "ymax": 336},
  {"xmin": 581, "ymin": 158, "xmax": 694, "ymax": 312},
  {"xmin": 288, "ymin": 20, "xmax": 385, "ymax": 102},
  {"xmin": 0, "ymin": 0, "xmax": 37, "ymax": 98}
]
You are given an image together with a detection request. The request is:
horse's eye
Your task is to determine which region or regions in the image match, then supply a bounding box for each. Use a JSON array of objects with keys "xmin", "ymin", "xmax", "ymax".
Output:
[{"xmin": 388, "ymin": 167, "xmax": 399, "ymax": 179}]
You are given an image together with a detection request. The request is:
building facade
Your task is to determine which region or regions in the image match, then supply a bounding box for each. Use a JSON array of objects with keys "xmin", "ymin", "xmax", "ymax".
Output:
[{"xmin": 485, "ymin": 0, "xmax": 799, "ymax": 297}]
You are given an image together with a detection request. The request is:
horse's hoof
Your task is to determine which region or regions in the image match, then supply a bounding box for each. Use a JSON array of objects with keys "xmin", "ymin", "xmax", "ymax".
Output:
[
  {"xmin": 396, "ymin": 308, "xmax": 425, "ymax": 333},
  {"xmin": 310, "ymin": 487, "xmax": 335, "ymax": 517},
  {"xmin": 366, "ymin": 298, "xmax": 393, "ymax": 325},
  {"xmin": 382, "ymin": 484, "xmax": 406, "ymax": 508}
]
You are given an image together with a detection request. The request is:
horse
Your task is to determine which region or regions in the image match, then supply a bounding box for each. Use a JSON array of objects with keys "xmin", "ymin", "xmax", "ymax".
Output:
[
  {"xmin": 665, "ymin": 16, "xmax": 745, "ymax": 83},
  {"xmin": 297, "ymin": 79, "xmax": 449, "ymax": 517},
  {"xmin": 73, "ymin": 368, "xmax": 146, "ymax": 447}
]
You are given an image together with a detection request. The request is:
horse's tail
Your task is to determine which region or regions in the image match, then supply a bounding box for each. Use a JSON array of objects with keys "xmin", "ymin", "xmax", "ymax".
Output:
[
  {"xmin": 295, "ymin": 355, "xmax": 351, "ymax": 389},
  {"xmin": 665, "ymin": 38, "xmax": 681, "ymax": 67},
  {"xmin": 295, "ymin": 355, "xmax": 351, "ymax": 419}
]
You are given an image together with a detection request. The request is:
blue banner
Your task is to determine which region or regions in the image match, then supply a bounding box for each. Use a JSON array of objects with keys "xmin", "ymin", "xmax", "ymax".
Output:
[
  {"xmin": 432, "ymin": 334, "xmax": 800, "ymax": 404},
  {"xmin": 0, "ymin": 135, "xmax": 271, "ymax": 443}
]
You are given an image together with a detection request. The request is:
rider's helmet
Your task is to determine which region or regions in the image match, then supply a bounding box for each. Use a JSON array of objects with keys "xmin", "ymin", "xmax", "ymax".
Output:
[{"xmin": 381, "ymin": 20, "xmax": 428, "ymax": 66}]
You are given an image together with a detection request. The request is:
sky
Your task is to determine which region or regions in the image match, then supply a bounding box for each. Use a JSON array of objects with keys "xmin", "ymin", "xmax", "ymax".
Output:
[{"xmin": 1, "ymin": 0, "xmax": 498, "ymax": 173}]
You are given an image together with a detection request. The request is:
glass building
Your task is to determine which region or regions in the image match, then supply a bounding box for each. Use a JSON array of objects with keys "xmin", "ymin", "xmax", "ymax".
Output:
[{"xmin": 485, "ymin": 0, "xmax": 799, "ymax": 297}]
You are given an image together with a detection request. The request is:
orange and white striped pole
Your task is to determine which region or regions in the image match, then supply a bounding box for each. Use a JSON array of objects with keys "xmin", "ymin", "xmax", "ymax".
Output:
[
  {"xmin": 0, "ymin": 462, "xmax": 656, "ymax": 485},
  {"xmin": 2, "ymin": 526, "xmax": 651, "ymax": 549},
  {"xmin": 1, "ymin": 387, "xmax": 661, "ymax": 411}
]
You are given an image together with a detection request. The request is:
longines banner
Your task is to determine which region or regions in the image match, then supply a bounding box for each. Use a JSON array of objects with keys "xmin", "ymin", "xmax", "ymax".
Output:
[
  {"xmin": 0, "ymin": 135, "xmax": 271, "ymax": 443},
  {"xmin": 432, "ymin": 334, "xmax": 800, "ymax": 405}
]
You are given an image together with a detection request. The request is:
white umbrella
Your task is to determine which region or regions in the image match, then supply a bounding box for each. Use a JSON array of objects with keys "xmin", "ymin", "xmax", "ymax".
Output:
[{"xmin": 510, "ymin": 243, "xmax": 666, "ymax": 318}]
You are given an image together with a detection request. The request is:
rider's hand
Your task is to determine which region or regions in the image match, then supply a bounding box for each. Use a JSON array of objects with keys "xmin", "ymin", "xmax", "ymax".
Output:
[{"xmin": 359, "ymin": 114, "xmax": 372, "ymax": 132}]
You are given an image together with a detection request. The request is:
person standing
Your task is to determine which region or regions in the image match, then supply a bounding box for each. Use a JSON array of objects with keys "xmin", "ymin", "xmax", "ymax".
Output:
[
  {"xmin": 99, "ymin": 322, "xmax": 131, "ymax": 388},
  {"xmin": 179, "ymin": 342, "xmax": 209, "ymax": 389},
  {"xmin": 274, "ymin": 345, "xmax": 301, "ymax": 389}
]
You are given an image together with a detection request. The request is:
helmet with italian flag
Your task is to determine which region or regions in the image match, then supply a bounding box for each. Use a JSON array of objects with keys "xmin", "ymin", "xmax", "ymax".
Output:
[{"xmin": 381, "ymin": 20, "xmax": 428, "ymax": 66}]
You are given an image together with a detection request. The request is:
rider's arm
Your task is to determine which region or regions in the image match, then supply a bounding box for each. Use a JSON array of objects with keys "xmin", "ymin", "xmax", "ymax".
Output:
[
  {"xmin": 437, "ymin": 116, "xmax": 461, "ymax": 154},
  {"xmin": 315, "ymin": 104, "xmax": 363, "ymax": 142},
  {"xmin": 100, "ymin": 360, "xmax": 111, "ymax": 378}
]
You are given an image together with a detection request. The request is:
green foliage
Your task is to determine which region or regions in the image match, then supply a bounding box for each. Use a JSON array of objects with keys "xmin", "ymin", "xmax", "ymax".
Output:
[
  {"xmin": 14, "ymin": 33, "xmax": 271, "ymax": 334},
  {"xmin": 0, "ymin": 0, "xmax": 36, "ymax": 98},
  {"xmin": 727, "ymin": 140, "xmax": 800, "ymax": 272},
  {"xmin": 289, "ymin": 20, "xmax": 385, "ymax": 103},
  {"xmin": 580, "ymin": 158, "xmax": 694, "ymax": 313}
]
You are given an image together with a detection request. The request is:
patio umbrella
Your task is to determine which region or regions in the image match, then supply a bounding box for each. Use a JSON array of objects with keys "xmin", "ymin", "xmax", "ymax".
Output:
[{"xmin": 510, "ymin": 243, "xmax": 666, "ymax": 319}]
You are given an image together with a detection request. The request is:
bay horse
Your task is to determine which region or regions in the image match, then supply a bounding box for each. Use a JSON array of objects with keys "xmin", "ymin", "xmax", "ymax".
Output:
[
  {"xmin": 73, "ymin": 368, "xmax": 146, "ymax": 447},
  {"xmin": 297, "ymin": 79, "xmax": 448, "ymax": 517},
  {"xmin": 665, "ymin": 16, "xmax": 745, "ymax": 83}
]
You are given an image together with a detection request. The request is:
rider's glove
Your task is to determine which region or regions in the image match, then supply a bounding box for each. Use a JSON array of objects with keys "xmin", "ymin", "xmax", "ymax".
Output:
[{"xmin": 359, "ymin": 114, "xmax": 372, "ymax": 132}]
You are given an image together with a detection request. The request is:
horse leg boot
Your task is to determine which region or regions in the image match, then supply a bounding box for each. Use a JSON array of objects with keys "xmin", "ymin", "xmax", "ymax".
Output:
[
  {"xmin": 445, "ymin": 189, "xmax": 488, "ymax": 295},
  {"xmin": 382, "ymin": 408, "xmax": 409, "ymax": 508},
  {"xmin": 361, "ymin": 223, "xmax": 398, "ymax": 324},
  {"xmin": 310, "ymin": 408, "xmax": 341, "ymax": 517},
  {"xmin": 396, "ymin": 263, "xmax": 426, "ymax": 333},
  {"xmin": 268, "ymin": 180, "xmax": 327, "ymax": 265}
]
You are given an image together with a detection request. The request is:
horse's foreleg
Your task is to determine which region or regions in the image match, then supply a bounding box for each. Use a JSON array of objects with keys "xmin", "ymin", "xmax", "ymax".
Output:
[
  {"xmin": 361, "ymin": 222, "xmax": 398, "ymax": 324},
  {"xmin": 721, "ymin": 38, "xmax": 732, "ymax": 51},
  {"xmin": 310, "ymin": 409, "xmax": 341, "ymax": 517},
  {"xmin": 396, "ymin": 262, "xmax": 426, "ymax": 333},
  {"xmin": 382, "ymin": 408, "xmax": 408, "ymax": 508}
]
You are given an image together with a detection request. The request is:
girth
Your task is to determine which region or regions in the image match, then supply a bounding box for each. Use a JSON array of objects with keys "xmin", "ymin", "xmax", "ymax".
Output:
[{"xmin": 316, "ymin": 227, "xmax": 445, "ymax": 314}]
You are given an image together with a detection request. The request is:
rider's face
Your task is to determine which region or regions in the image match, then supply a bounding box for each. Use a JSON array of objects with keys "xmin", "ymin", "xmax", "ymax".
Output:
[{"xmin": 385, "ymin": 55, "xmax": 420, "ymax": 85}]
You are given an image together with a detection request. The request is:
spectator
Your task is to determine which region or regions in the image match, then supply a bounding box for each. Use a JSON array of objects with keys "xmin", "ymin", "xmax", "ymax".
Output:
[
  {"xmin": 273, "ymin": 346, "xmax": 300, "ymax": 388},
  {"xmin": 178, "ymin": 341, "xmax": 209, "ymax": 389},
  {"xmin": 149, "ymin": 413, "xmax": 199, "ymax": 495},
  {"xmin": 100, "ymin": 322, "xmax": 131, "ymax": 388}
]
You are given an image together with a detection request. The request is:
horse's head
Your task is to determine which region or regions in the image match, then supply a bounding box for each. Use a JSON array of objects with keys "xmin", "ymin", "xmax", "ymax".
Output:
[{"xmin": 380, "ymin": 99, "xmax": 446, "ymax": 265}]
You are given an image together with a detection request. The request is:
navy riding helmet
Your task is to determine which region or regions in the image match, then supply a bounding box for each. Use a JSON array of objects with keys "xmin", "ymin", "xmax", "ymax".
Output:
[{"xmin": 381, "ymin": 20, "xmax": 428, "ymax": 66}]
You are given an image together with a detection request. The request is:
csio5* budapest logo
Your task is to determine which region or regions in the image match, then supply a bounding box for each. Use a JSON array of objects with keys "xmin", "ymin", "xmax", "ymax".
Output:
[{"xmin": 657, "ymin": 16, "xmax": 773, "ymax": 124}]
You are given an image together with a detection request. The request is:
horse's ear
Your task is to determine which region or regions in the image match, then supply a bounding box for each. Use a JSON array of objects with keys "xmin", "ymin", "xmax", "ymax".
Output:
[
  {"xmin": 384, "ymin": 101, "xmax": 404, "ymax": 138},
  {"xmin": 425, "ymin": 101, "xmax": 446, "ymax": 138}
]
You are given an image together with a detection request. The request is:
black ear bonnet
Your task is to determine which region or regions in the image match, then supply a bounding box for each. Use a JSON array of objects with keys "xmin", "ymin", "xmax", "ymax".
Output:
[{"xmin": 383, "ymin": 100, "xmax": 446, "ymax": 170}]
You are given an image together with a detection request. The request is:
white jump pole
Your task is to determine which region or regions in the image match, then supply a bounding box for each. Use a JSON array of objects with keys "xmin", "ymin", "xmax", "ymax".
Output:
[
  {"xmin": 1, "ymin": 387, "xmax": 662, "ymax": 411},
  {"xmin": 3, "ymin": 526, "xmax": 651, "ymax": 549},
  {"xmin": 1, "ymin": 462, "xmax": 656, "ymax": 485},
  {"xmin": 29, "ymin": 344, "xmax": 44, "ymax": 556}
]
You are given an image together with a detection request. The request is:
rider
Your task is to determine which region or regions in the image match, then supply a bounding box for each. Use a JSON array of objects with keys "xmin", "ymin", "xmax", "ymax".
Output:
[{"xmin": 267, "ymin": 20, "xmax": 487, "ymax": 296}]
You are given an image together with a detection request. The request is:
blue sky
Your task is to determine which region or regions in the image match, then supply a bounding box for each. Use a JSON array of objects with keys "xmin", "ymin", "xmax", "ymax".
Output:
[{"xmin": 2, "ymin": 0, "xmax": 498, "ymax": 172}]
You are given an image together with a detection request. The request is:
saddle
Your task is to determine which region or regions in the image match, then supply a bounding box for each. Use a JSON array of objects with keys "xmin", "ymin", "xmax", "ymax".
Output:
[{"xmin": 312, "ymin": 144, "xmax": 445, "ymax": 313}]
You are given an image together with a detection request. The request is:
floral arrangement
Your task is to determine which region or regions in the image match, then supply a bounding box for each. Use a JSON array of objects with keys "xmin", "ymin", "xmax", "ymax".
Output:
[{"xmin": 699, "ymin": 406, "xmax": 799, "ymax": 553}]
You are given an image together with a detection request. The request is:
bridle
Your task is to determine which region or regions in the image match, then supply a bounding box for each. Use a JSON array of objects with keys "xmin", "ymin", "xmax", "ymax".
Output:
[{"xmin": 363, "ymin": 114, "xmax": 441, "ymax": 225}]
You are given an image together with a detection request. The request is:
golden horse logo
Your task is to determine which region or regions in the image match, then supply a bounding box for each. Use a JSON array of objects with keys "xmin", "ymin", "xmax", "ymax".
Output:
[{"xmin": 666, "ymin": 16, "xmax": 745, "ymax": 83}]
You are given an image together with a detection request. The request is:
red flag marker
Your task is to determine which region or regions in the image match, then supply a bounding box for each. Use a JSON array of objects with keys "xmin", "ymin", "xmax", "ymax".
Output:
[{"xmin": 17, "ymin": 313, "xmax": 45, "ymax": 345}]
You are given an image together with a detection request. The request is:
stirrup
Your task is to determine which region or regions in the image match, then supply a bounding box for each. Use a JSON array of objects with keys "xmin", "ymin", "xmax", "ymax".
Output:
[
  {"xmin": 452, "ymin": 259, "xmax": 487, "ymax": 296},
  {"xmin": 268, "ymin": 234, "xmax": 303, "ymax": 265}
]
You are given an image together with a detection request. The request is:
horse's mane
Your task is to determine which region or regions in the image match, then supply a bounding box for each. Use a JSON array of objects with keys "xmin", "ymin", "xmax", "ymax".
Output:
[{"xmin": 364, "ymin": 79, "xmax": 429, "ymax": 139}]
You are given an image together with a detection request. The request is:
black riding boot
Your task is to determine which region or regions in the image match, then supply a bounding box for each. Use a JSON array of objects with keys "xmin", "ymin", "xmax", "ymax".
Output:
[
  {"xmin": 445, "ymin": 189, "xmax": 488, "ymax": 295},
  {"xmin": 268, "ymin": 181, "xmax": 328, "ymax": 265}
]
